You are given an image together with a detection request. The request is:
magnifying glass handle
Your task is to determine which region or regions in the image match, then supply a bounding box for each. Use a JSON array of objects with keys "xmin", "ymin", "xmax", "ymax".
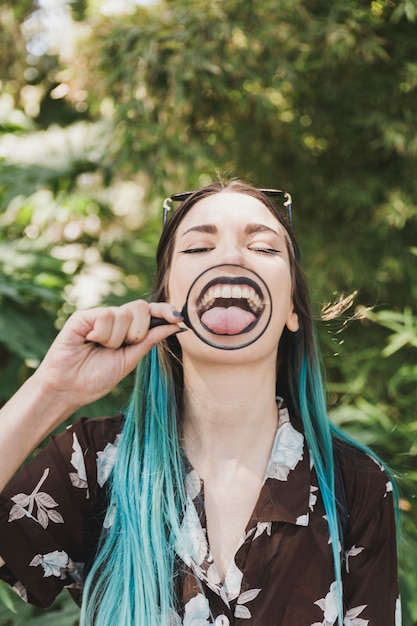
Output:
[
  {"xmin": 149, "ymin": 317, "xmax": 171, "ymax": 329},
  {"xmin": 149, "ymin": 305, "xmax": 189, "ymax": 329}
]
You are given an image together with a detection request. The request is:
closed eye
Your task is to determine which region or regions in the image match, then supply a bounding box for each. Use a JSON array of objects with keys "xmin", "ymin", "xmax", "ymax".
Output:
[
  {"xmin": 250, "ymin": 247, "xmax": 281, "ymax": 255},
  {"xmin": 180, "ymin": 247, "xmax": 214, "ymax": 254}
]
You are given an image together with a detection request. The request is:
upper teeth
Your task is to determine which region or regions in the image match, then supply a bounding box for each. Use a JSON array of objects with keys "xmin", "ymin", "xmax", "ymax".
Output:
[{"xmin": 199, "ymin": 284, "xmax": 263, "ymax": 313}]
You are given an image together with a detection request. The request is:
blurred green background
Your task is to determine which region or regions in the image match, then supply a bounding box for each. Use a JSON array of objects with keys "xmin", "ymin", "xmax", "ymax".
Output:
[{"xmin": 0, "ymin": 0, "xmax": 416, "ymax": 623}]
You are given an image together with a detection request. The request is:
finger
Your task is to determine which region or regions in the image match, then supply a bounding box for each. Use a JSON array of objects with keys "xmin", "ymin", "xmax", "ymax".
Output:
[
  {"xmin": 120, "ymin": 299, "xmax": 152, "ymax": 344},
  {"xmin": 148, "ymin": 302, "xmax": 184, "ymax": 325},
  {"xmin": 81, "ymin": 301, "xmax": 182, "ymax": 348},
  {"xmin": 125, "ymin": 301, "xmax": 182, "ymax": 344},
  {"xmin": 85, "ymin": 306, "xmax": 135, "ymax": 348},
  {"xmin": 122, "ymin": 302, "xmax": 184, "ymax": 344},
  {"xmin": 118, "ymin": 322, "xmax": 185, "ymax": 374}
]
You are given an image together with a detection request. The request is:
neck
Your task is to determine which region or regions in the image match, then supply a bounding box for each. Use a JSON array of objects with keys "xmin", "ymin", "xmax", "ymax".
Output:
[{"xmin": 181, "ymin": 356, "xmax": 279, "ymax": 469}]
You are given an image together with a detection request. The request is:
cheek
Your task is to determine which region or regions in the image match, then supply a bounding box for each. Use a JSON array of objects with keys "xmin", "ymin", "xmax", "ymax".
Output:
[
  {"xmin": 270, "ymin": 273, "xmax": 294, "ymax": 314},
  {"xmin": 167, "ymin": 253, "xmax": 200, "ymax": 304},
  {"xmin": 165, "ymin": 249, "xmax": 184, "ymax": 302},
  {"xmin": 166, "ymin": 267, "xmax": 185, "ymax": 308}
]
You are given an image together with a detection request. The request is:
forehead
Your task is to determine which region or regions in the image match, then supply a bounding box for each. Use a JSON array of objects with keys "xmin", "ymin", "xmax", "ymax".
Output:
[{"xmin": 177, "ymin": 191, "xmax": 282, "ymax": 232}]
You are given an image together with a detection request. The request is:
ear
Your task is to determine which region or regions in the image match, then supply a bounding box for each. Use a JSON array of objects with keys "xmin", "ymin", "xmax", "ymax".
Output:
[{"xmin": 285, "ymin": 306, "xmax": 299, "ymax": 333}]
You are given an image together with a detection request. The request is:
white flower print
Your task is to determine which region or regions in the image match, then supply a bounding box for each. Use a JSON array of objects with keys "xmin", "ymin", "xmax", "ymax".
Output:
[
  {"xmin": 69, "ymin": 433, "xmax": 89, "ymax": 497},
  {"xmin": 182, "ymin": 596, "xmax": 230, "ymax": 626},
  {"xmin": 395, "ymin": 597, "xmax": 402, "ymax": 626},
  {"xmin": 313, "ymin": 580, "xmax": 339, "ymax": 625},
  {"xmin": 8, "ymin": 468, "xmax": 64, "ymax": 528},
  {"xmin": 207, "ymin": 563, "xmax": 222, "ymax": 587},
  {"xmin": 343, "ymin": 604, "xmax": 368, "ymax": 626},
  {"xmin": 183, "ymin": 593, "xmax": 212, "ymax": 626},
  {"xmin": 169, "ymin": 608, "xmax": 183, "ymax": 626},
  {"xmin": 234, "ymin": 588, "xmax": 261, "ymax": 620},
  {"xmin": 223, "ymin": 560, "xmax": 244, "ymax": 600},
  {"xmin": 312, "ymin": 583, "xmax": 369, "ymax": 626},
  {"xmin": 64, "ymin": 561, "xmax": 84, "ymax": 591},
  {"xmin": 29, "ymin": 549, "xmax": 75, "ymax": 579},
  {"xmin": 103, "ymin": 502, "xmax": 116, "ymax": 529},
  {"xmin": 186, "ymin": 470, "xmax": 202, "ymax": 500},
  {"xmin": 276, "ymin": 400, "xmax": 290, "ymax": 424},
  {"xmin": 265, "ymin": 422, "xmax": 304, "ymax": 482},
  {"xmin": 345, "ymin": 545, "xmax": 365, "ymax": 573},
  {"xmin": 96, "ymin": 435, "xmax": 121, "ymax": 487},
  {"xmin": 253, "ymin": 521, "xmax": 272, "ymax": 541},
  {"xmin": 12, "ymin": 581, "xmax": 28, "ymax": 602},
  {"xmin": 385, "ymin": 481, "xmax": 393, "ymax": 497},
  {"xmin": 296, "ymin": 513, "xmax": 309, "ymax": 526},
  {"xmin": 367, "ymin": 455, "xmax": 384, "ymax": 472},
  {"xmin": 220, "ymin": 586, "xmax": 229, "ymax": 606},
  {"xmin": 176, "ymin": 497, "xmax": 208, "ymax": 567},
  {"xmin": 234, "ymin": 606, "xmax": 251, "ymax": 619},
  {"xmin": 309, "ymin": 485, "xmax": 319, "ymax": 511}
]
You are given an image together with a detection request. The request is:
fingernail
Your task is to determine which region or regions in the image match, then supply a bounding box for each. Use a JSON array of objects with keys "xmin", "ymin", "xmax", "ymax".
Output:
[
  {"xmin": 173, "ymin": 310, "xmax": 183, "ymax": 319},
  {"xmin": 173, "ymin": 327, "xmax": 188, "ymax": 334}
]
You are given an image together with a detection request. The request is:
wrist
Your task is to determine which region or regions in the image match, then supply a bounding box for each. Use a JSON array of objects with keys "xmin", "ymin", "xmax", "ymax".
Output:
[
  {"xmin": 27, "ymin": 371, "xmax": 81, "ymax": 426},
  {"xmin": 0, "ymin": 374, "xmax": 78, "ymax": 491}
]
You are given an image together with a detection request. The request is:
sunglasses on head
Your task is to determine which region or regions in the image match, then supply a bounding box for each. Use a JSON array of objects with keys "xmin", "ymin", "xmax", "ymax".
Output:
[{"xmin": 162, "ymin": 189, "xmax": 293, "ymax": 228}]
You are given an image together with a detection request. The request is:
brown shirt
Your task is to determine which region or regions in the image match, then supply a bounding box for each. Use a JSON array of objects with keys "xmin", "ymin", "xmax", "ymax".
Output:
[{"xmin": 0, "ymin": 405, "xmax": 401, "ymax": 625}]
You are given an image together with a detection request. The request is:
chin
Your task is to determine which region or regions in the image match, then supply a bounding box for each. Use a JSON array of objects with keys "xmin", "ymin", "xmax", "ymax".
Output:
[{"xmin": 178, "ymin": 334, "xmax": 279, "ymax": 368}]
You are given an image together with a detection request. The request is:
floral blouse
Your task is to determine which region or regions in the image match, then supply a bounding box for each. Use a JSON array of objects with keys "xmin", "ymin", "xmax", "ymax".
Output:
[{"xmin": 0, "ymin": 404, "xmax": 401, "ymax": 625}]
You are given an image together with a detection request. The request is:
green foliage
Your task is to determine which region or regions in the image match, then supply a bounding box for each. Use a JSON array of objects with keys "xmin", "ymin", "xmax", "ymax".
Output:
[
  {"xmin": 82, "ymin": 0, "xmax": 417, "ymax": 311},
  {"xmin": 326, "ymin": 302, "xmax": 417, "ymax": 625},
  {"xmin": 0, "ymin": 587, "xmax": 79, "ymax": 625},
  {"xmin": 0, "ymin": 0, "xmax": 416, "ymax": 623}
]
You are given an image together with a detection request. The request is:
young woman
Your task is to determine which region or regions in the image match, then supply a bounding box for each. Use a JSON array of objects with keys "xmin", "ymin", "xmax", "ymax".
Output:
[{"xmin": 0, "ymin": 181, "xmax": 400, "ymax": 625}]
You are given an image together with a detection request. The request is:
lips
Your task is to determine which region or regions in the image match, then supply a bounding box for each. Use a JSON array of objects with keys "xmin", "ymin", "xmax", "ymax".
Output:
[{"xmin": 195, "ymin": 276, "xmax": 265, "ymax": 335}]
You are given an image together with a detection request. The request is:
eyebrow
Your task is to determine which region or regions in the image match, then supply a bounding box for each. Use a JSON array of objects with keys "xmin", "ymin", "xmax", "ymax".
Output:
[
  {"xmin": 181, "ymin": 224, "xmax": 217, "ymax": 237},
  {"xmin": 181, "ymin": 223, "xmax": 282, "ymax": 238},
  {"xmin": 245, "ymin": 223, "xmax": 281, "ymax": 237}
]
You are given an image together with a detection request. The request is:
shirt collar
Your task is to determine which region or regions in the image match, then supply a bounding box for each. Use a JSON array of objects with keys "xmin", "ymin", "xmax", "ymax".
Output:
[
  {"xmin": 184, "ymin": 401, "xmax": 313, "ymax": 529},
  {"xmin": 250, "ymin": 401, "xmax": 312, "ymax": 526}
]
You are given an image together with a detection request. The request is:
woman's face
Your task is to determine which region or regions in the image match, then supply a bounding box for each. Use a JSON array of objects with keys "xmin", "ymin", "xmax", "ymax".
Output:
[{"xmin": 167, "ymin": 191, "xmax": 299, "ymax": 362}]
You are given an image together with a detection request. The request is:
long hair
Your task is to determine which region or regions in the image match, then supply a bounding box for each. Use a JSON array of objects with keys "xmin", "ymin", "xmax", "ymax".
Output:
[
  {"xmin": 80, "ymin": 346, "xmax": 186, "ymax": 625},
  {"xmin": 80, "ymin": 180, "xmax": 394, "ymax": 625}
]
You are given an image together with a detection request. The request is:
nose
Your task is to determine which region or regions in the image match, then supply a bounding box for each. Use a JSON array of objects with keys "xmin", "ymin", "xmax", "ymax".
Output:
[{"xmin": 219, "ymin": 237, "xmax": 246, "ymax": 266}]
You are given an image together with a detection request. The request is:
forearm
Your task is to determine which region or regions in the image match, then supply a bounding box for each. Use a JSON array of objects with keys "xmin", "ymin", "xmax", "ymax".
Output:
[
  {"xmin": 0, "ymin": 373, "xmax": 79, "ymax": 493},
  {"xmin": 0, "ymin": 300, "xmax": 180, "ymax": 493}
]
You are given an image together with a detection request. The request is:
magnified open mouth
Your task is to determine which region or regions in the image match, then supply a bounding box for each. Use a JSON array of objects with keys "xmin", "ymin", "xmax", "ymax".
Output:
[{"xmin": 196, "ymin": 276, "xmax": 265, "ymax": 335}]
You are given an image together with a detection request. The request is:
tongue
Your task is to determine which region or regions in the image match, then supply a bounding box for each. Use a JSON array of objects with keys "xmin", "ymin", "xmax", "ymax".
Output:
[{"xmin": 200, "ymin": 306, "xmax": 256, "ymax": 335}]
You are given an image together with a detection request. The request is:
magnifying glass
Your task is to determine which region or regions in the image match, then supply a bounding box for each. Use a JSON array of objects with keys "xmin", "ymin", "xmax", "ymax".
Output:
[{"xmin": 150, "ymin": 264, "xmax": 272, "ymax": 350}]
